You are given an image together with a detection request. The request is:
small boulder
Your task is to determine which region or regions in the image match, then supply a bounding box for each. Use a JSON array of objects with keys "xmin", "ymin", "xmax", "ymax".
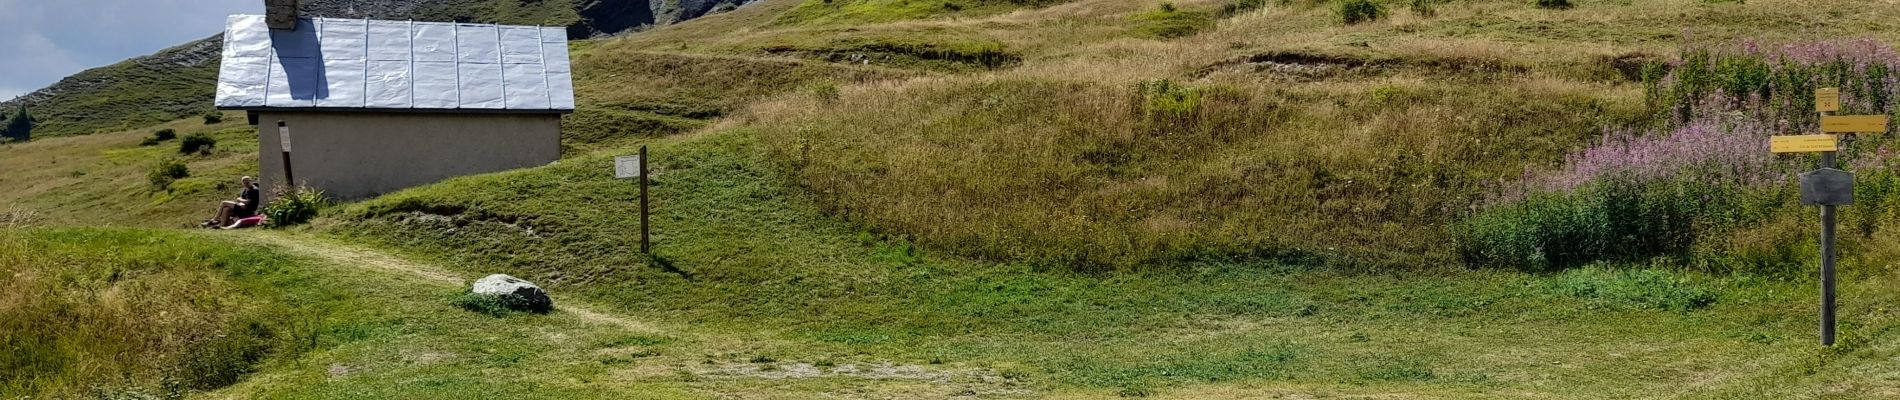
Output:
[{"xmin": 471, "ymin": 274, "xmax": 553, "ymax": 313}]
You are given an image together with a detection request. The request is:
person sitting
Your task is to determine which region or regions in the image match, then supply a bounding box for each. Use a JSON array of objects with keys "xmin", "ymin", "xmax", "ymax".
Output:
[{"xmin": 204, "ymin": 176, "xmax": 261, "ymax": 229}]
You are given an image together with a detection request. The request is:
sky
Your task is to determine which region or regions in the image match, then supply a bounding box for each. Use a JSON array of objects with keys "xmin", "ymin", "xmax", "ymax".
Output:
[{"xmin": 0, "ymin": 0, "xmax": 260, "ymax": 102}]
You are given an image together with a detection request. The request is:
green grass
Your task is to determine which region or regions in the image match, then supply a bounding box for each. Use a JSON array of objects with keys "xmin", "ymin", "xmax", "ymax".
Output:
[
  {"xmin": 14, "ymin": 0, "xmax": 1900, "ymax": 397},
  {"xmin": 311, "ymin": 127, "xmax": 1900, "ymax": 397},
  {"xmin": 0, "ymin": 115, "xmax": 258, "ymax": 227},
  {"xmin": 0, "ymin": 228, "xmax": 340, "ymax": 397}
]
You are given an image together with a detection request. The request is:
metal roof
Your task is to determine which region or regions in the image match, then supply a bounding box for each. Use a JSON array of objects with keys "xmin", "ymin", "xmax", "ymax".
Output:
[{"xmin": 215, "ymin": 15, "xmax": 575, "ymax": 113}]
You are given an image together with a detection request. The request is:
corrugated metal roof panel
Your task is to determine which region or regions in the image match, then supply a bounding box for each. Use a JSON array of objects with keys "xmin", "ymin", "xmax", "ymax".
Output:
[
  {"xmin": 500, "ymin": 27, "xmax": 543, "ymax": 64},
  {"xmin": 504, "ymin": 63, "xmax": 551, "ymax": 109},
  {"xmin": 412, "ymin": 22, "xmax": 457, "ymax": 63},
  {"xmin": 217, "ymin": 56, "xmax": 269, "ymax": 107},
  {"xmin": 364, "ymin": 60, "xmax": 413, "ymax": 108},
  {"xmin": 264, "ymin": 55, "xmax": 319, "ymax": 108},
  {"xmin": 412, "ymin": 61, "xmax": 460, "ymax": 109},
  {"xmin": 319, "ymin": 19, "xmax": 368, "ymax": 60},
  {"xmin": 458, "ymin": 62, "xmax": 506, "ymax": 109},
  {"xmin": 224, "ymin": 15, "xmax": 272, "ymax": 58},
  {"xmin": 455, "ymin": 24, "xmax": 502, "ymax": 64},
  {"xmin": 366, "ymin": 20, "xmax": 412, "ymax": 61},
  {"xmin": 318, "ymin": 57, "xmax": 367, "ymax": 108},
  {"xmin": 217, "ymin": 16, "xmax": 574, "ymax": 112}
]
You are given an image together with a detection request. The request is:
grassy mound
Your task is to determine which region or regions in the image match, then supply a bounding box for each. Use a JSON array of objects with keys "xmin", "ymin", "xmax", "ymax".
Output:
[
  {"xmin": 315, "ymin": 127, "xmax": 1900, "ymax": 397},
  {"xmin": 0, "ymin": 228, "xmax": 340, "ymax": 397},
  {"xmin": 748, "ymin": 72, "xmax": 1632, "ymax": 270}
]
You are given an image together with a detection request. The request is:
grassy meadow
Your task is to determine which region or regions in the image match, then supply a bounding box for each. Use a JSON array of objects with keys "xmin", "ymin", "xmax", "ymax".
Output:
[{"xmin": 9, "ymin": 0, "xmax": 1900, "ymax": 398}]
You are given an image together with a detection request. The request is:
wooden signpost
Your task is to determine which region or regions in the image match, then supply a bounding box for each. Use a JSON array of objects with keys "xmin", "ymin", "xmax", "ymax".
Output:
[
  {"xmin": 1776, "ymin": 88, "xmax": 1888, "ymax": 346},
  {"xmin": 615, "ymin": 146, "xmax": 650, "ymax": 254},
  {"xmin": 278, "ymin": 121, "xmax": 295, "ymax": 186}
]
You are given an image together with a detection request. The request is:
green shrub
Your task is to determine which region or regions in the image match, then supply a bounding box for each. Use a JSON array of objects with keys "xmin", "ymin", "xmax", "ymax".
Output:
[
  {"xmin": 179, "ymin": 133, "xmax": 217, "ymax": 155},
  {"xmin": 1133, "ymin": 3, "xmax": 1214, "ymax": 39},
  {"xmin": 1535, "ymin": 0, "xmax": 1572, "ymax": 9},
  {"xmin": 261, "ymin": 187, "xmax": 327, "ymax": 227},
  {"xmin": 1409, "ymin": 0, "xmax": 1436, "ymax": 17},
  {"xmin": 1460, "ymin": 176, "xmax": 1727, "ymax": 271},
  {"xmin": 154, "ymin": 128, "xmax": 177, "ymax": 141},
  {"xmin": 202, "ymin": 112, "xmax": 223, "ymax": 124},
  {"xmin": 1222, "ymin": 0, "xmax": 1268, "ymax": 15},
  {"xmin": 1338, "ymin": 0, "xmax": 1385, "ymax": 24},
  {"xmin": 450, "ymin": 291, "xmax": 553, "ymax": 316},
  {"xmin": 147, "ymin": 158, "xmax": 190, "ymax": 190},
  {"xmin": 811, "ymin": 82, "xmax": 842, "ymax": 103}
]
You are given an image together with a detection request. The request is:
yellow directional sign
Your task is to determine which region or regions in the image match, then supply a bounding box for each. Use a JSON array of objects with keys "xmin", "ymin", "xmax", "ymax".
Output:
[
  {"xmin": 1817, "ymin": 87, "xmax": 1840, "ymax": 112},
  {"xmin": 1772, "ymin": 134, "xmax": 1839, "ymax": 153},
  {"xmin": 1822, "ymin": 115, "xmax": 1889, "ymax": 133}
]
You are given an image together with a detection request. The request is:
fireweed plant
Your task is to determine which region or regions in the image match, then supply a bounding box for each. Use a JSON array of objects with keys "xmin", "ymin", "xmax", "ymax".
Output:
[{"xmin": 1464, "ymin": 39, "xmax": 1900, "ymax": 274}]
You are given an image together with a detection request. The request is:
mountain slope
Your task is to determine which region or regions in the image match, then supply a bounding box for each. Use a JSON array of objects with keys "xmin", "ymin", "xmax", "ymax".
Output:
[{"xmin": 0, "ymin": 0, "xmax": 646, "ymax": 138}]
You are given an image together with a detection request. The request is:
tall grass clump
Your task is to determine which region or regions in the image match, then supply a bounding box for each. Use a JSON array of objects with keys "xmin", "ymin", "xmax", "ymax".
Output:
[
  {"xmin": 1465, "ymin": 39, "xmax": 1900, "ymax": 274},
  {"xmin": 0, "ymin": 229, "xmax": 326, "ymax": 398},
  {"xmin": 1535, "ymin": 0, "xmax": 1573, "ymax": 10},
  {"xmin": 1337, "ymin": 0, "xmax": 1384, "ymax": 24},
  {"xmin": 754, "ymin": 74, "xmax": 1628, "ymax": 270},
  {"xmin": 1133, "ymin": 3, "xmax": 1214, "ymax": 39}
]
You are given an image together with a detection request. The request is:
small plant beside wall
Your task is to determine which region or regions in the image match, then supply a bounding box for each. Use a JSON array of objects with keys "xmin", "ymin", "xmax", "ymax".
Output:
[
  {"xmin": 1338, "ymin": 0, "xmax": 1386, "ymax": 24},
  {"xmin": 261, "ymin": 187, "xmax": 327, "ymax": 227}
]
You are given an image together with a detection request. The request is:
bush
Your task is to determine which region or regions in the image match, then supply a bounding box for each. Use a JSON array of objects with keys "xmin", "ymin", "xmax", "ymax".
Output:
[
  {"xmin": 1133, "ymin": 3, "xmax": 1214, "ymax": 39},
  {"xmin": 179, "ymin": 133, "xmax": 217, "ymax": 155},
  {"xmin": 1338, "ymin": 0, "xmax": 1385, "ymax": 24},
  {"xmin": 811, "ymin": 82, "xmax": 842, "ymax": 103},
  {"xmin": 1409, "ymin": 0, "xmax": 1436, "ymax": 17},
  {"xmin": 1223, "ymin": 0, "xmax": 1267, "ymax": 15},
  {"xmin": 261, "ymin": 187, "xmax": 327, "ymax": 227},
  {"xmin": 147, "ymin": 158, "xmax": 190, "ymax": 190},
  {"xmin": 451, "ymin": 291, "xmax": 553, "ymax": 316},
  {"xmin": 202, "ymin": 112, "xmax": 223, "ymax": 124},
  {"xmin": 155, "ymin": 128, "xmax": 177, "ymax": 141},
  {"xmin": 1535, "ymin": 0, "xmax": 1572, "ymax": 9},
  {"xmin": 1460, "ymin": 176, "xmax": 1730, "ymax": 271}
]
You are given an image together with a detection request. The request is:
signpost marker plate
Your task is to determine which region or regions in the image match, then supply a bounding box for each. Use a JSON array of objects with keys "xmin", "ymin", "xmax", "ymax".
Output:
[
  {"xmin": 1821, "ymin": 115, "xmax": 1889, "ymax": 133},
  {"xmin": 1817, "ymin": 88, "xmax": 1841, "ymax": 113},
  {"xmin": 615, "ymin": 155, "xmax": 643, "ymax": 179},
  {"xmin": 1771, "ymin": 134, "xmax": 1839, "ymax": 153}
]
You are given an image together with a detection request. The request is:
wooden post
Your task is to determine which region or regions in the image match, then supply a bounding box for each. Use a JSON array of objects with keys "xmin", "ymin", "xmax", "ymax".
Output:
[
  {"xmin": 278, "ymin": 121, "xmax": 294, "ymax": 188},
  {"xmin": 640, "ymin": 145, "xmax": 650, "ymax": 254},
  {"xmin": 1820, "ymin": 149, "xmax": 1837, "ymax": 346}
]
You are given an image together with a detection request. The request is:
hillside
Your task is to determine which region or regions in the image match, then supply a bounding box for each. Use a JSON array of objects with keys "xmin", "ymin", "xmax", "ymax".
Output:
[
  {"xmin": 9, "ymin": 0, "xmax": 1900, "ymax": 398},
  {"xmin": 0, "ymin": 0, "xmax": 688, "ymax": 138}
]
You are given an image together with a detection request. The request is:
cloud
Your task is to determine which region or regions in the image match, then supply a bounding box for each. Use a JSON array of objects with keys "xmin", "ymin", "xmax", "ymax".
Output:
[{"xmin": 0, "ymin": 0, "xmax": 258, "ymax": 99}]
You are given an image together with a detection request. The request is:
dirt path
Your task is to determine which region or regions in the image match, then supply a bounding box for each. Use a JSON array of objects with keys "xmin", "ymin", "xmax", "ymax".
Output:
[{"xmin": 226, "ymin": 231, "xmax": 659, "ymax": 333}]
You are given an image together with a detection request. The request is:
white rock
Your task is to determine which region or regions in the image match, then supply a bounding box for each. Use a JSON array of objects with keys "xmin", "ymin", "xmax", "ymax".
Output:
[{"xmin": 471, "ymin": 274, "xmax": 552, "ymax": 312}]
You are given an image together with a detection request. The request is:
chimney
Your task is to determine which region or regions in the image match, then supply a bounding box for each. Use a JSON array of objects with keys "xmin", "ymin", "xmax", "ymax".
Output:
[{"xmin": 266, "ymin": 0, "xmax": 300, "ymax": 30}]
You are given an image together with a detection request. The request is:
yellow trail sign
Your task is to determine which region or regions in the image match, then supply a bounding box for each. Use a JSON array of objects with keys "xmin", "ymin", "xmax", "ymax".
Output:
[
  {"xmin": 1772, "ymin": 134, "xmax": 1839, "ymax": 153},
  {"xmin": 1821, "ymin": 115, "xmax": 1889, "ymax": 133},
  {"xmin": 1817, "ymin": 87, "xmax": 1841, "ymax": 112}
]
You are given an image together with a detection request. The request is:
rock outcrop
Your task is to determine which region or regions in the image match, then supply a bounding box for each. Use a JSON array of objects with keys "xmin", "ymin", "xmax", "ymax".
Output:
[{"xmin": 472, "ymin": 274, "xmax": 554, "ymax": 313}]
